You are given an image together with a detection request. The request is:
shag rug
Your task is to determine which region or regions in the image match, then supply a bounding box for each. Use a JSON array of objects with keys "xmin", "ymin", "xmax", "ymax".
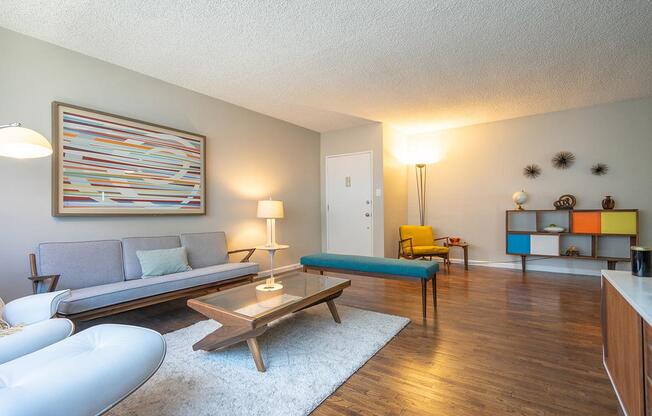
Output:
[{"xmin": 108, "ymin": 304, "xmax": 409, "ymax": 416}]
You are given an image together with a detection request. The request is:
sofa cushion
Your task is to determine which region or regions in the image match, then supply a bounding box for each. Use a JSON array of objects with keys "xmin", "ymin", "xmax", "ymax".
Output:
[
  {"xmin": 137, "ymin": 247, "xmax": 192, "ymax": 277},
  {"xmin": 57, "ymin": 262, "xmax": 259, "ymax": 315},
  {"xmin": 180, "ymin": 232, "xmax": 229, "ymax": 268},
  {"xmin": 38, "ymin": 240, "xmax": 124, "ymax": 290},
  {"xmin": 300, "ymin": 253, "xmax": 439, "ymax": 279},
  {"xmin": 122, "ymin": 236, "xmax": 181, "ymax": 280}
]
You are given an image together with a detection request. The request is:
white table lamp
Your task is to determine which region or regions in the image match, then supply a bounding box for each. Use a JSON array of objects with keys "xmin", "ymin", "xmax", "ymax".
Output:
[
  {"xmin": 0, "ymin": 123, "xmax": 52, "ymax": 159},
  {"xmin": 256, "ymin": 199, "xmax": 287, "ymax": 292},
  {"xmin": 257, "ymin": 199, "xmax": 284, "ymax": 247}
]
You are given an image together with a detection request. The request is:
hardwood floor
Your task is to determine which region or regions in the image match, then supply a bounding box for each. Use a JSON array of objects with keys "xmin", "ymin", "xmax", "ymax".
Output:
[{"xmin": 80, "ymin": 265, "xmax": 618, "ymax": 415}]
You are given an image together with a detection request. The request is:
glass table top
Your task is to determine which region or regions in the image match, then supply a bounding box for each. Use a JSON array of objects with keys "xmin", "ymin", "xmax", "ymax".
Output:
[{"xmin": 195, "ymin": 272, "xmax": 349, "ymax": 318}]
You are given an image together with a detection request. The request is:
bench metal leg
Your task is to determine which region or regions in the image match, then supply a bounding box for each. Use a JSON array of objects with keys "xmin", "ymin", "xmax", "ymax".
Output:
[{"xmin": 421, "ymin": 278, "xmax": 427, "ymax": 318}]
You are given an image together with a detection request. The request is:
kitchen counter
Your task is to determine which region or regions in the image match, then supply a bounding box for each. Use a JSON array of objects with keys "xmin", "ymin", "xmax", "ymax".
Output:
[{"xmin": 602, "ymin": 269, "xmax": 652, "ymax": 326}]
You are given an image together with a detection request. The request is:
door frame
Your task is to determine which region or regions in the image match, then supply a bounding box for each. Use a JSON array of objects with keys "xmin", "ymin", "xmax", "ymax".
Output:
[{"xmin": 325, "ymin": 150, "xmax": 374, "ymax": 255}]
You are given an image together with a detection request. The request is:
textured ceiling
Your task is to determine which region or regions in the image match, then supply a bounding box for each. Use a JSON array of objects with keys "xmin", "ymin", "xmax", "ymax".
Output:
[{"xmin": 1, "ymin": 1, "xmax": 651, "ymax": 133}]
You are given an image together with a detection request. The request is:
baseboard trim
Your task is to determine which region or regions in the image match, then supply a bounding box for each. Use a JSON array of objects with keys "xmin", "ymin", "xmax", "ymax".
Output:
[
  {"xmin": 447, "ymin": 257, "xmax": 603, "ymax": 277},
  {"xmin": 257, "ymin": 263, "xmax": 302, "ymax": 278}
]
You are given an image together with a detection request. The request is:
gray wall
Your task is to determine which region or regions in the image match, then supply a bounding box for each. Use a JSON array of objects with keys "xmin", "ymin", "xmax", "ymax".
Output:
[
  {"xmin": 408, "ymin": 97, "xmax": 652, "ymax": 275},
  {"xmin": 0, "ymin": 28, "xmax": 321, "ymax": 301},
  {"xmin": 320, "ymin": 123, "xmax": 385, "ymax": 257}
]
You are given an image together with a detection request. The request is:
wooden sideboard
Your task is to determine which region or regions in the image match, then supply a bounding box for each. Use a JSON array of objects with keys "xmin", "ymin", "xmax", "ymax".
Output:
[
  {"xmin": 507, "ymin": 209, "xmax": 639, "ymax": 272},
  {"xmin": 602, "ymin": 271, "xmax": 652, "ymax": 416}
]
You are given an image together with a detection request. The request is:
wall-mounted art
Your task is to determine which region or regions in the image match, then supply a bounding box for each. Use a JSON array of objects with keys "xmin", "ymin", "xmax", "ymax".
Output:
[
  {"xmin": 591, "ymin": 163, "xmax": 608, "ymax": 176},
  {"xmin": 552, "ymin": 151, "xmax": 575, "ymax": 169},
  {"xmin": 523, "ymin": 164, "xmax": 541, "ymax": 179},
  {"xmin": 52, "ymin": 102, "xmax": 206, "ymax": 216}
]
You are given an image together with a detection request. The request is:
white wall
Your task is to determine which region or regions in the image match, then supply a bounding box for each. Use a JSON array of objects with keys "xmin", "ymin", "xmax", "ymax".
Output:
[
  {"xmin": 407, "ymin": 97, "xmax": 652, "ymax": 275},
  {"xmin": 382, "ymin": 125, "xmax": 407, "ymax": 258},
  {"xmin": 320, "ymin": 123, "xmax": 385, "ymax": 257},
  {"xmin": 0, "ymin": 28, "xmax": 321, "ymax": 300}
]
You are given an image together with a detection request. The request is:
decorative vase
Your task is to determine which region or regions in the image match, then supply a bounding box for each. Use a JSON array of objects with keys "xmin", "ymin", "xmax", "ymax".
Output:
[{"xmin": 602, "ymin": 195, "xmax": 615, "ymax": 210}]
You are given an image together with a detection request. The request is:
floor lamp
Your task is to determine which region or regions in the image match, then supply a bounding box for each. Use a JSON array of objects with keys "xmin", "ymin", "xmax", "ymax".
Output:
[
  {"xmin": 0, "ymin": 123, "xmax": 52, "ymax": 159},
  {"xmin": 415, "ymin": 163, "xmax": 427, "ymax": 226}
]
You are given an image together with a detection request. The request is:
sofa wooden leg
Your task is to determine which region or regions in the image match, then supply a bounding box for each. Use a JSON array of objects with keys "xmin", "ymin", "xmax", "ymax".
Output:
[{"xmin": 421, "ymin": 278, "xmax": 427, "ymax": 318}]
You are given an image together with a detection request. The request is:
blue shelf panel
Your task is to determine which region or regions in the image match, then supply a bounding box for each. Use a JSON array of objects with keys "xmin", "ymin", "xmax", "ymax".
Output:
[{"xmin": 507, "ymin": 233, "xmax": 531, "ymax": 255}]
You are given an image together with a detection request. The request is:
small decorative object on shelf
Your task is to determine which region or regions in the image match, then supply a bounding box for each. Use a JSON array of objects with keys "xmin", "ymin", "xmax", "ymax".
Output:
[
  {"xmin": 449, "ymin": 237, "xmax": 461, "ymax": 244},
  {"xmin": 553, "ymin": 194, "xmax": 576, "ymax": 210},
  {"xmin": 523, "ymin": 164, "xmax": 541, "ymax": 179},
  {"xmin": 544, "ymin": 224, "xmax": 565, "ymax": 233},
  {"xmin": 565, "ymin": 246, "xmax": 580, "ymax": 256},
  {"xmin": 602, "ymin": 195, "xmax": 615, "ymax": 210},
  {"xmin": 512, "ymin": 190, "xmax": 528, "ymax": 210},
  {"xmin": 591, "ymin": 163, "xmax": 608, "ymax": 176},
  {"xmin": 632, "ymin": 246, "xmax": 652, "ymax": 277},
  {"xmin": 552, "ymin": 151, "xmax": 576, "ymax": 169}
]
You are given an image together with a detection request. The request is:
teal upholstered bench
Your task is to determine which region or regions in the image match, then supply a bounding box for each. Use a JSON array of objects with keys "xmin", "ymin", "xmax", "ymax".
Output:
[{"xmin": 300, "ymin": 253, "xmax": 439, "ymax": 318}]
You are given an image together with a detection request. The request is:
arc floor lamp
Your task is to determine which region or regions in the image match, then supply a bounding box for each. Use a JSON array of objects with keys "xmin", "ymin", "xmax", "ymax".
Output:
[
  {"xmin": 0, "ymin": 122, "xmax": 52, "ymax": 159},
  {"xmin": 415, "ymin": 163, "xmax": 427, "ymax": 226}
]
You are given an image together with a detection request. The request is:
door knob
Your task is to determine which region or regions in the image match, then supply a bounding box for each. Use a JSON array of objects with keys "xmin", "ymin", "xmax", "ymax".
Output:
[{"xmin": 364, "ymin": 212, "xmax": 371, "ymax": 217}]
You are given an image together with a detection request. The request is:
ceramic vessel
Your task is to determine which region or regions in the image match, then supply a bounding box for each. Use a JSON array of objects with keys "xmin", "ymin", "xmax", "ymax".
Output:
[
  {"xmin": 602, "ymin": 195, "xmax": 615, "ymax": 210},
  {"xmin": 632, "ymin": 247, "xmax": 652, "ymax": 277}
]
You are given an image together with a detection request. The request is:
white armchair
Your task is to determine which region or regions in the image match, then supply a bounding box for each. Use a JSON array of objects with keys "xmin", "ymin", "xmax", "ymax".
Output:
[
  {"xmin": 0, "ymin": 324, "xmax": 166, "ymax": 416},
  {"xmin": 0, "ymin": 290, "xmax": 74, "ymax": 364}
]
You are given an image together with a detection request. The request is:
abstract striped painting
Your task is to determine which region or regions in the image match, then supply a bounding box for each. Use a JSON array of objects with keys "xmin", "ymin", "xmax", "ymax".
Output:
[{"xmin": 52, "ymin": 102, "xmax": 205, "ymax": 216}]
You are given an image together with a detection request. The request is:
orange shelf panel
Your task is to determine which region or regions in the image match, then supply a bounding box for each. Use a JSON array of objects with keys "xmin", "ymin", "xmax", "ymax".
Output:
[{"xmin": 572, "ymin": 211, "xmax": 601, "ymax": 234}]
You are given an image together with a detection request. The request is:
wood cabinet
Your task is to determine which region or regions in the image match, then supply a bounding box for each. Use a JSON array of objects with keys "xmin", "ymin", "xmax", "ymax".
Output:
[
  {"xmin": 603, "ymin": 278, "xmax": 645, "ymax": 415},
  {"xmin": 644, "ymin": 324, "xmax": 652, "ymax": 416},
  {"xmin": 507, "ymin": 209, "xmax": 639, "ymax": 272}
]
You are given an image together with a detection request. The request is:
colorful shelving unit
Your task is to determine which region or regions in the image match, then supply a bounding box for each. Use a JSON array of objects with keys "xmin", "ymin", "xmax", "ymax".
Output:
[{"xmin": 505, "ymin": 209, "xmax": 639, "ymax": 272}]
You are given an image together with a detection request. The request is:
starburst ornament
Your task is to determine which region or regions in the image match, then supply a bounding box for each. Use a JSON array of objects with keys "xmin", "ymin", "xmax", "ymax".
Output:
[
  {"xmin": 523, "ymin": 164, "xmax": 541, "ymax": 179},
  {"xmin": 591, "ymin": 163, "xmax": 608, "ymax": 176},
  {"xmin": 552, "ymin": 151, "xmax": 576, "ymax": 169}
]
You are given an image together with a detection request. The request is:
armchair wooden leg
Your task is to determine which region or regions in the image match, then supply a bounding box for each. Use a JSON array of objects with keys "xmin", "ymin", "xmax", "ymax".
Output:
[{"xmin": 421, "ymin": 278, "xmax": 427, "ymax": 318}]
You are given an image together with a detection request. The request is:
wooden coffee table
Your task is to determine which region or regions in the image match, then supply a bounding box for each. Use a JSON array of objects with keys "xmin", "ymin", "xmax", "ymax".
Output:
[{"xmin": 187, "ymin": 271, "xmax": 350, "ymax": 372}]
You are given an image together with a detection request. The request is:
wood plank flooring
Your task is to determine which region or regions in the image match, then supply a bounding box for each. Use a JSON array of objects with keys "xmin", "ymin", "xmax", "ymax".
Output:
[{"xmin": 80, "ymin": 265, "xmax": 618, "ymax": 415}]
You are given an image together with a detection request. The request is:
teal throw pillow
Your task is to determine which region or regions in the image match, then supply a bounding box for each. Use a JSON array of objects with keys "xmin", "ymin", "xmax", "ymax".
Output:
[{"xmin": 136, "ymin": 247, "xmax": 192, "ymax": 278}]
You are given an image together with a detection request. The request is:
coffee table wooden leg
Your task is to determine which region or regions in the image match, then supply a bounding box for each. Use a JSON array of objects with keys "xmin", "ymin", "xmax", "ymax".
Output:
[
  {"xmin": 246, "ymin": 337, "xmax": 266, "ymax": 372},
  {"xmin": 326, "ymin": 300, "xmax": 341, "ymax": 323}
]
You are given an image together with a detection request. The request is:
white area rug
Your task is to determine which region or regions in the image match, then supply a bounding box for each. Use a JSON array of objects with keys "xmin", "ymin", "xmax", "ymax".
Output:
[{"xmin": 108, "ymin": 305, "xmax": 409, "ymax": 416}]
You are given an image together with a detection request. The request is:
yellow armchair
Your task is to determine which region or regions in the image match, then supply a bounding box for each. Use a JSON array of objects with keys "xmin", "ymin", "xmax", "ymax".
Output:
[{"xmin": 398, "ymin": 225, "xmax": 450, "ymax": 272}]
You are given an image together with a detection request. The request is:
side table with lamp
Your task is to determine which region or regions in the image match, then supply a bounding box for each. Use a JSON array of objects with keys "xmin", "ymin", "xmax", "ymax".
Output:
[{"xmin": 255, "ymin": 199, "xmax": 289, "ymax": 292}]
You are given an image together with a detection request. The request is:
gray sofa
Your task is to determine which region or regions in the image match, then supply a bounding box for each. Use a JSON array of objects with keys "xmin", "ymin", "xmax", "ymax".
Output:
[{"xmin": 32, "ymin": 232, "xmax": 258, "ymax": 320}]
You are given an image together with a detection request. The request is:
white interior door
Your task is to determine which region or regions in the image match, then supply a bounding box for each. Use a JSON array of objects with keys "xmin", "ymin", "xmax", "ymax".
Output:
[{"xmin": 326, "ymin": 151, "xmax": 373, "ymax": 256}]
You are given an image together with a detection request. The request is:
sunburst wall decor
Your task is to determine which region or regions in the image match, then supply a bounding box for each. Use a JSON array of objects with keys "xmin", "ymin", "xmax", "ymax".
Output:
[
  {"xmin": 523, "ymin": 164, "xmax": 541, "ymax": 179},
  {"xmin": 552, "ymin": 151, "xmax": 576, "ymax": 169},
  {"xmin": 591, "ymin": 163, "xmax": 608, "ymax": 176}
]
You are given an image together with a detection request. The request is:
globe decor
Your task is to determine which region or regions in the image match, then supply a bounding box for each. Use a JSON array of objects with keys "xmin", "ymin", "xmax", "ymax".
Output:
[{"xmin": 512, "ymin": 190, "xmax": 528, "ymax": 210}]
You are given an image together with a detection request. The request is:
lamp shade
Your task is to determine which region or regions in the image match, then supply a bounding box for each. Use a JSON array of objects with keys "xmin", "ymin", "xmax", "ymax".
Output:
[
  {"xmin": 0, "ymin": 126, "xmax": 53, "ymax": 159},
  {"xmin": 257, "ymin": 200, "xmax": 284, "ymax": 219}
]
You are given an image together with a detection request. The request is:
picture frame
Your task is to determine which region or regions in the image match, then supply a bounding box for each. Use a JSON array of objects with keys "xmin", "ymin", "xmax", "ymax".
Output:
[{"xmin": 52, "ymin": 102, "xmax": 206, "ymax": 216}]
